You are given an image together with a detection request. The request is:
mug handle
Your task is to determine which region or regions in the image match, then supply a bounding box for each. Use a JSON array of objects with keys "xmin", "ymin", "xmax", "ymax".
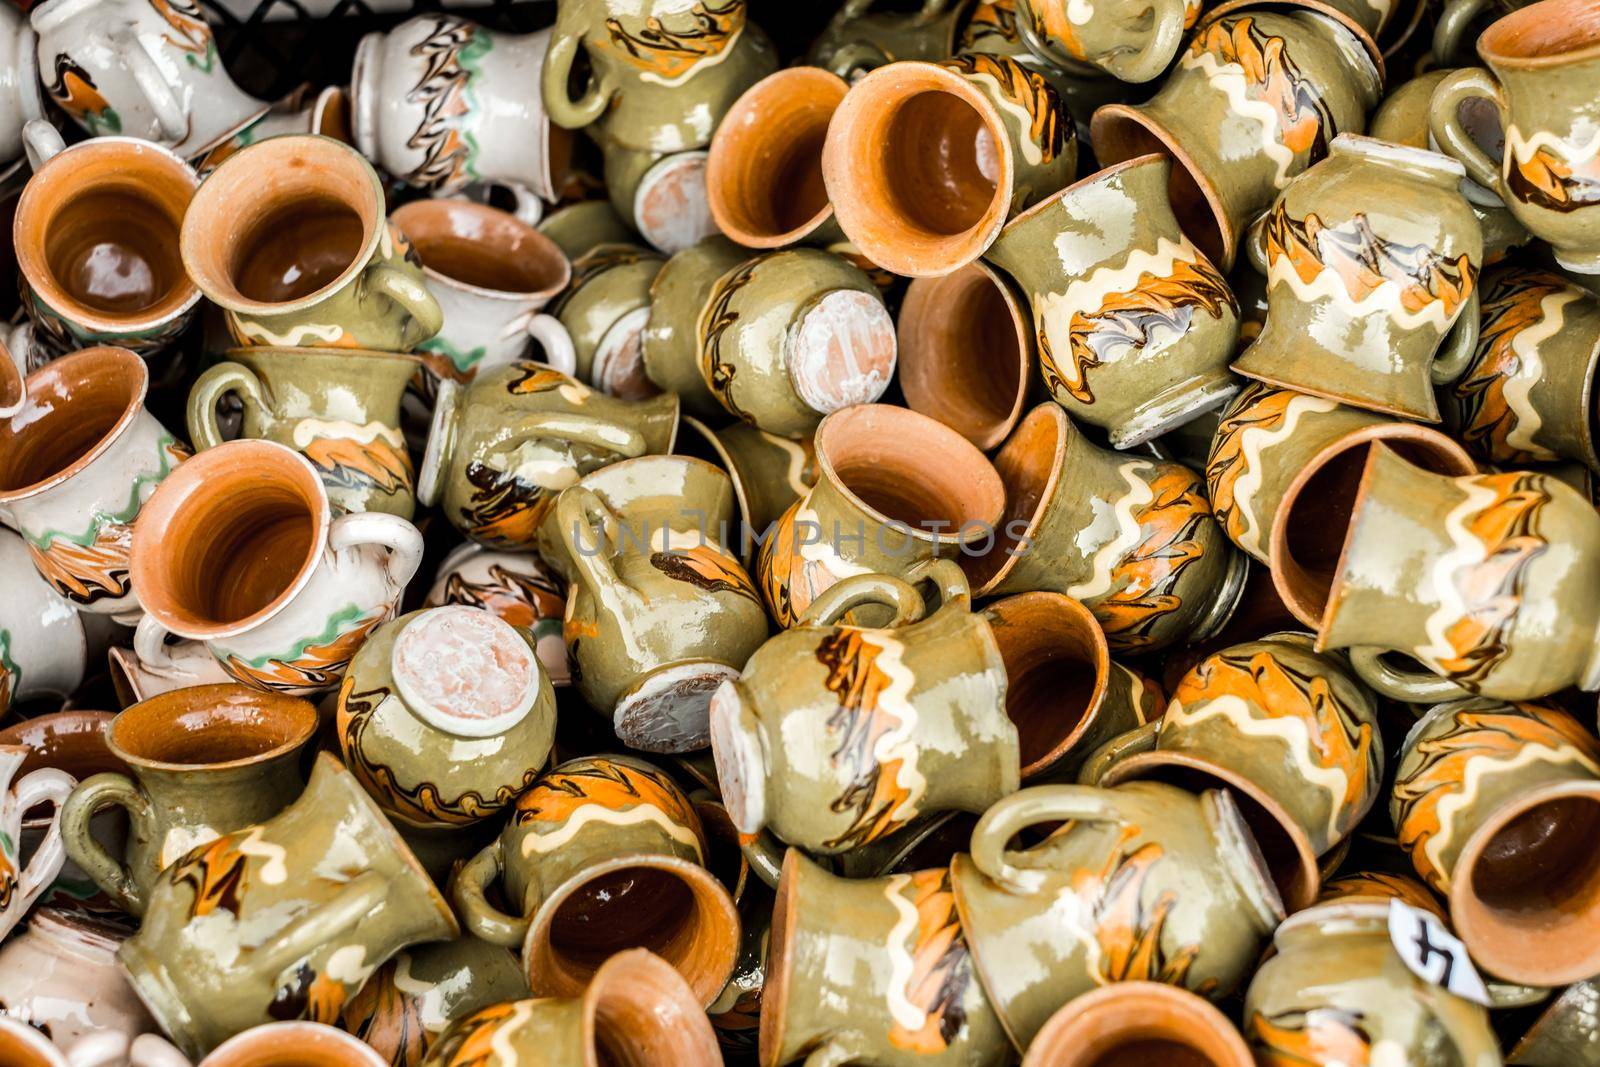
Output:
[
  {"xmin": 254, "ymin": 870, "xmax": 392, "ymax": 976},
  {"xmin": 526, "ymin": 315, "xmax": 577, "ymax": 377},
  {"xmin": 1244, "ymin": 211, "xmax": 1272, "ymax": 277},
  {"xmin": 739, "ymin": 830, "xmax": 787, "ymax": 891},
  {"xmin": 9, "ymin": 767, "xmax": 74, "ymax": 913},
  {"xmin": 360, "ymin": 262, "xmax": 445, "ymax": 349},
  {"xmin": 186, "ymin": 361, "xmax": 269, "ymax": 451},
  {"xmin": 123, "ymin": 33, "xmax": 188, "ymax": 143},
  {"xmin": 1106, "ymin": 0, "xmax": 1188, "ymax": 83},
  {"xmin": 133, "ymin": 615, "xmax": 202, "ymax": 680},
  {"xmin": 969, "ymin": 783, "xmax": 1134, "ymax": 894},
  {"xmin": 502, "ymin": 182, "xmax": 546, "ymax": 226},
  {"xmin": 557, "ymin": 485, "xmax": 628, "ymax": 601},
  {"xmin": 450, "ymin": 841, "xmax": 529, "ymax": 946},
  {"xmin": 1075, "ymin": 720, "xmax": 1160, "ymax": 786},
  {"xmin": 907, "ymin": 557, "xmax": 972, "ymax": 609},
  {"xmin": 511, "ymin": 411, "xmax": 648, "ymax": 459},
  {"xmin": 1346, "ymin": 647, "xmax": 1475, "ymax": 703},
  {"xmin": 22, "ymin": 119, "xmax": 64, "ymax": 170},
  {"xmin": 540, "ymin": 25, "xmax": 614, "ymax": 131},
  {"xmin": 1430, "ymin": 287, "xmax": 1481, "ymax": 385},
  {"xmin": 328, "ymin": 511, "xmax": 425, "ymax": 592},
  {"xmin": 60, "ymin": 772, "xmax": 154, "ymax": 915},
  {"xmin": 798, "ymin": 572, "xmax": 926, "ymax": 629},
  {"xmin": 1428, "ymin": 68, "xmax": 1510, "ymax": 198},
  {"xmin": 1432, "ymin": 0, "xmax": 1490, "ymax": 64}
]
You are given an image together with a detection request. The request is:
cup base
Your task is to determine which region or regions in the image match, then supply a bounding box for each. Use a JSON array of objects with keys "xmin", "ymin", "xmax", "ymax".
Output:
[
  {"xmin": 634, "ymin": 151, "xmax": 716, "ymax": 256},
  {"xmin": 1108, "ymin": 375, "xmax": 1241, "ymax": 451},
  {"xmin": 614, "ymin": 661, "xmax": 741, "ymax": 754}
]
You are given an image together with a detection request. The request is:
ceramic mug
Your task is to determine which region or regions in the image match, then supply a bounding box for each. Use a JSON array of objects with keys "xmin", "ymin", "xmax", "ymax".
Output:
[
  {"xmin": 590, "ymin": 129, "xmax": 725, "ymax": 257},
  {"xmin": 187, "ymin": 347, "xmax": 420, "ymax": 519},
  {"xmin": 1016, "ymin": 0, "xmax": 1194, "ymax": 83},
  {"xmin": 31, "ymin": 0, "xmax": 265, "ymax": 157},
  {"xmin": 806, "ymin": 0, "xmax": 966, "ymax": 78},
  {"xmin": 1205, "ymin": 382, "xmax": 1476, "ymax": 627},
  {"xmin": 963, "ymin": 403, "xmax": 1247, "ymax": 652},
  {"xmin": 986, "ymin": 153, "xmax": 1241, "ymax": 448},
  {"xmin": 130, "ymin": 440, "xmax": 423, "ymax": 696},
  {"xmin": 0, "ymin": 347, "xmax": 187, "ymax": 620},
  {"xmin": 336, "ymin": 606, "xmax": 557, "ymax": 830},
  {"xmin": 0, "ymin": 528, "xmax": 114, "ymax": 715},
  {"xmin": 1022, "ymin": 982, "xmax": 1252, "ymax": 1067},
  {"xmin": 1430, "ymin": 0, "xmax": 1600, "ymax": 273},
  {"xmin": 131, "ymin": 1022, "xmax": 388, "ymax": 1067},
  {"xmin": 951, "ymin": 781, "xmax": 1284, "ymax": 1048},
  {"xmin": 1091, "ymin": 7, "xmax": 1382, "ymax": 269},
  {"xmin": 823, "ymin": 54, "xmax": 1076, "ymax": 277},
  {"xmin": 0, "ymin": 744, "xmax": 73, "ymax": 941},
  {"xmin": 108, "ymin": 645, "xmax": 233, "ymax": 708},
  {"xmin": 0, "ymin": 909, "xmax": 154, "ymax": 1055},
  {"xmin": 642, "ymin": 236, "xmax": 749, "ymax": 418},
  {"xmin": 13, "ymin": 123, "xmax": 199, "ymax": 357},
  {"xmin": 193, "ymin": 84, "xmax": 352, "ymax": 179},
  {"xmin": 448, "ymin": 754, "xmax": 740, "ymax": 1002},
  {"xmin": 423, "ymin": 541, "xmax": 569, "ymax": 686},
  {"xmin": 548, "ymin": 243, "xmax": 663, "ymax": 399},
  {"xmin": 180, "ymin": 135, "xmax": 442, "ymax": 352},
  {"xmin": 1234, "ymin": 135, "xmax": 1484, "ymax": 421}
]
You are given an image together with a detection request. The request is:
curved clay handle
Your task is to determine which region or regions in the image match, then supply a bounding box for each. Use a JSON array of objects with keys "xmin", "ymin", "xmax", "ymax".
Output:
[
  {"xmin": 738, "ymin": 830, "xmax": 787, "ymax": 890},
  {"xmin": 9, "ymin": 767, "xmax": 74, "ymax": 913},
  {"xmin": 360, "ymin": 262, "xmax": 445, "ymax": 349},
  {"xmin": 22, "ymin": 119, "xmax": 64, "ymax": 171},
  {"xmin": 526, "ymin": 314, "xmax": 577, "ymax": 377},
  {"xmin": 501, "ymin": 182, "xmax": 547, "ymax": 227},
  {"xmin": 123, "ymin": 34, "xmax": 188, "ymax": 142},
  {"xmin": 328, "ymin": 511, "xmax": 425, "ymax": 592},
  {"xmin": 1244, "ymin": 210, "xmax": 1272, "ymax": 277},
  {"xmin": 513, "ymin": 411, "xmax": 648, "ymax": 459},
  {"xmin": 186, "ymin": 361, "xmax": 269, "ymax": 451},
  {"xmin": 558, "ymin": 485, "xmax": 629, "ymax": 602},
  {"xmin": 60, "ymin": 771, "xmax": 151, "ymax": 915},
  {"xmin": 255, "ymin": 870, "xmax": 396, "ymax": 975},
  {"xmin": 540, "ymin": 26, "xmax": 613, "ymax": 131},
  {"xmin": 1103, "ymin": 0, "xmax": 1189, "ymax": 84},
  {"xmin": 906, "ymin": 557, "xmax": 971, "ymax": 609},
  {"xmin": 132, "ymin": 615, "xmax": 200, "ymax": 680},
  {"xmin": 1347, "ymin": 647, "xmax": 1475, "ymax": 703},
  {"xmin": 1428, "ymin": 68, "xmax": 1509, "ymax": 198},
  {"xmin": 1430, "ymin": 287, "xmax": 1482, "ymax": 385},
  {"xmin": 1432, "ymin": 0, "xmax": 1491, "ymax": 64},
  {"xmin": 969, "ymin": 783, "xmax": 1132, "ymax": 894},
  {"xmin": 1075, "ymin": 720, "xmax": 1160, "ymax": 786},
  {"xmin": 797, "ymin": 572, "xmax": 927, "ymax": 629},
  {"xmin": 449, "ymin": 841, "xmax": 529, "ymax": 946}
]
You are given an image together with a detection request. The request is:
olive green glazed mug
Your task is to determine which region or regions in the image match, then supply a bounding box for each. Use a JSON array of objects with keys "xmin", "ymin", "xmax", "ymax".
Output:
[
  {"xmin": 642, "ymin": 236, "xmax": 749, "ymax": 419},
  {"xmin": 805, "ymin": 0, "xmax": 966, "ymax": 79},
  {"xmin": 548, "ymin": 243, "xmax": 663, "ymax": 399},
  {"xmin": 1016, "ymin": 0, "xmax": 1195, "ymax": 83}
]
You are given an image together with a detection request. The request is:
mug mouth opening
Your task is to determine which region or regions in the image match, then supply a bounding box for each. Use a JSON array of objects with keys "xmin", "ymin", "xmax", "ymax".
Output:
[
  {"xmin": 203, "ymin": 1021, "xmax": 388, "ymax": 1067},
  {"xmin": 1031, "ymin": 982, "xmax": 1253, "ymax": 1067},
  {"xmin": 963, "ymin": 404, "xmax": 1067, "ymax": 594},
  {"xmin": 391, "ymin": 199, "xmax": 571, "ymax": 302},
  {"xmin": 0, "ymin": 347, "xmax": 147, "ymax": 503},
  {"xmin": 109, "ymin": 683, "xmax": 318, "ymax": 771},
  {"xmin": 581, "ymin": 949, "xmax": 721, "ymax": 1066},
  {"xmin": 1479, "ymin": 0, "xmax": 1600, "ymax": 65},
  {"xmin": 758, "ymin": 848, "xmax": 802, "ymax": 1067}
]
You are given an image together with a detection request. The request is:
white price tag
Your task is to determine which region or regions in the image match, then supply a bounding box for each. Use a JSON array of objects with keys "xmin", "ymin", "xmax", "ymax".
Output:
[{"xmin": 1387, "ymin": 898, "xmax": 1491, "ymax": 1007}]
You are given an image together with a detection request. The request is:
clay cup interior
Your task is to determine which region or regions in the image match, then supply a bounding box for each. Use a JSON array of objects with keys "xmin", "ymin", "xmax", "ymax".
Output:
[
  {"xmin": 392, "ymin": 198, "xmax": 571, "ymax": 306},
  {"xmin": 1022, "ymin": 981, "xmax": 1252, "ymax": 1067},
  {"xmin": 0, "ymin": 347, "xmax": 147, "ymax": 502},
  {"xmin": 108, "ymin": 684, "xmax": 317, "ymax": 774}
]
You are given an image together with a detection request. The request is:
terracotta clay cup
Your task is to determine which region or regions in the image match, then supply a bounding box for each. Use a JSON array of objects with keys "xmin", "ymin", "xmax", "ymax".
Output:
[
  {"xmin": 1021, "ymin": 982, "xmax": 1252, "ymax": 1067},
  {"xmin": 964, "ymin": 403, "xmax": 1247, "ymax": 652},
  {"xmin": 0, "ymin": 909, "xmax": 154, "ymax": 1056},
  {"xmin": 0, "ymin": 743, "xmax": 74, "ymax": 942},
  {"xmin": 761, "ymin": 851, "xmax": 1011, "ymax": 1067},
  {"xmin": 448, "ymin": 755, "xmax": 739, "ymax": 1002},
  {"xmin": 1090, "ymin": 6, "xmax": 1382, "ymax": 269},
  {"xmin": 1205, "ymin": 382, "xmax": 1477, "ymax": 627},
  {"xmin": 952, "ymin": 781, "xmax": 1284, "ymax": 1049},
  {"xmin": 985, "ymin": 154, "xmax": 1241, "ymax": 448},
  {"xmin": 707, "ymin": 66, "xmax": 848, "ymax": 250},
  {"xmin": 1318, "ymin": 445, "xmax": 1600, "ymax": 702},
  {"xmin": 757, "ymin": 404, "xmax": 1004, "ymax": 628},
  {"xmin": 59, "ymin": 684, "xmax": 318, "ymax": 917},
  {"xmin": 336, "ymin": 606, "xmax": 557, "ymax": 830},
  {"xmin": 0, "ymin": 528, "xmax": 116, "ymax": 716},
  {"xmin": 0, "ymin": 347, "xmax": 187, "ymax": 620},
  {"xmin": 422, "ymin": 951, "xmax": 721, "ymax": 1066},
  {"xmin": 897, "ymin": 259, "xmax": 1031, "ymax": 450},
  {"xmin": 130, "ymin": 440, "xmax": 422, "ymax": 696},
  {"xmin": 1234, "ymin": 135, "xmax": 1484, "ymax": 422},
  {"xmin": 1430, "ymin": 0, "xmax": 1600, "ymax": 274},
  {"xmin": 423, "ymin": 540, "xmax": 569, "ymax": 686},
  {"xmin": 132, "ymin": 1022, "xmax": 389, "ymax": 1066},
  {"xmin": 548, "ymin": 243, "xmax": 664, "ymax": 399},
  {"xmin": 1016, "ymin": 0, "xmax": 1195, "ymax": 84},
  {"xmin": 642, "ymin": 236, "xmax": 749, "ymax": 418},
  {"xmin": 1390, "ymin": 697, "xmax": 1600, "ymax": 985},
  {"xmin": 822, "ymin": 55, "xmax": 1077, "ymax": 277},
  {"xmin": 180, "ymin": 135, "xmax": 442, "ymax": 352},
  {"xmin": 12, "ymin": 125, "xmax": 199, "ymax": 357}
]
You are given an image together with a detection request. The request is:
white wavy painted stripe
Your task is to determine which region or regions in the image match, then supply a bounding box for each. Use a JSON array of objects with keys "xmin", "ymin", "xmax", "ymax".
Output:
[
  {"xmin": 639, "ymin": 24, "xmax": 745, "ymax": 87},
  {"xmin": 649, "ymin": 526, "xmax": 739, "ymax": 560},
  {"xmin": 519, "ymin": 803, "xmax": 703, "ymax": 859},
  {"xmin": 860, "ymin": 629, "xmax": 927, "ymax": 826},
  {"xmin": 768, "ymin": 433, "xmax": 811, "ymax": 497},
  {"xmin": 964, "ymin": 69, "xmax": 1044, "ymax": 166},
  {"xmin": 793, "ymin": 502, "xmax": 874, "ymax": 604},
  {"xmin": 1179, "ymin": 50, "xmax": 1300, "ymax": 189},
  {"xmin": 324, "ymin": 943, "xmax": 372, "ymax": 984},
  {"xmin": 236, "ymin": 824, "xmax": 290, "ymax": 885},
  {"xmin": 235, "ymin": 319, "xmax": 348, "ymax": 347},
  {"xmin": 1268, "ymin": 252, "xmax": 1464, "ymax": 332},
  {"xmin": 159, "ymin": 823, "xmax": 220, "ymax": 870},
  {"xmin": 1227, "ymin": 393, "xmax": 1338, "ymax": 558},
  {"xmin": 1067, "ymin": 460, "xmax": 1154, "ymax": 601},
  {"xmin": 292, "ymin": 418, "xmax": 405, "ymax": 449},
  {"xmin": 1501, "ymin": 290, "xmax": 1576, "ymax": 457},
  {"xmin": 881, "ymin": 874, "xmax": 928, "ymax": 1031},
  {"xmin": 1413, "ymin": 477, "xmax": 1499, "ymax": 671},
  {"xmin": 1508, "ymin": 124, "xmax": 1600, "ymax": 168},
  {"xmin": 1124, "ymin": 666, "xmax": 1153, "ymax": 721},
  {"xmin": 491, "ymin": 999, "xmax": 535, "ymax": 1062}
]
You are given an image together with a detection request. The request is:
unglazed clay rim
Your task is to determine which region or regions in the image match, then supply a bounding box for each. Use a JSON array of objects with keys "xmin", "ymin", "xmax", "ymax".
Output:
[
  {"xmin": 0, "ymin": 347, "xmax": 147, "ymax": 504},
  {"xmin": 106, "ymin": 683, "xmax": 318, "ymax": 773},
  {"xmin": 1479, "ymin": 0, "xmax": 1600, "ymax": 67},
  {"xmin": 203, "ymin": 1021, "xmax": 389, "ymax": 1067},
  {"xmin": 786, "ymin": 287, "xmax": 898, "ymax": 417},
  {"xmin": 1022, "ymin": 981, "xmax": 1254, "ymax": 1067},
  {"xmin": 633, "ymin": 151, "xmax": 712, "ymax": 253},
  {"xmin": 579, "ymin": 948, "xmax": 720, "ymax": 1067},
  {"xmin": 391, "ymin": 199, "xmax": 572, "ymax": 303},
  {"xmin": 590, "ymin": 305, "xmax": 652, "ymax": 394},
  {"xmin": 709, "ymin": 679, "xmax": 766, "ymax": 835},
  {"xmin": 757, "ymin": 848, "xmax": 802, "ymax": 1067},
  {"xmin": 966, "ymin": 404, "xmax": 1069, "ymax": 596},
  {"xmin": 389, "ymin": 606, "xmax": 541, "ymax": 739},
  {"xmin": 612, "ymin": 660, "xmax": 741, "ymax": 754}
]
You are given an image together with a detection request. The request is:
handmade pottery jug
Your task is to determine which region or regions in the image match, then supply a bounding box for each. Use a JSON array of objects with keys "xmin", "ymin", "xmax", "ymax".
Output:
[
  {"xmin": 423, "ymin": 541, "xmax": 568, "ymax": 686},
  {"xmin": 549, "ymin": 243, "xmax": 663, "ymax": 398},
  {"xmin": 448, "ymin": 755, "xmax": 739, "ymax": 1002},
  {"xmin": 107, "ymin": 645, "xmax": 232, "ymax": 708},
  {"xmin": 13, "ymin": 125, "xmax": 199, "ymax": 357},
  {"xmin": 0, "ymin": 909, "xmax": 155, "ymax": 1052},
  {"xmin": 951, "ymin": 781, "xmax": 1283, "ymax": 1047},
  {"xmin": 187, "ymin": 347, "xmax": 420, "ymax": 519},
  {"xmin": 59, "ymin": 684, "xmax": 318, "ymax": 916},
  {"xmin": 0, "ymin": 529, "xmax": 114, "ymax": 715},
  {"xmin": 0, "ymin": 6, "xmax": 40, "ymax": 168},
  {"xmin": 1205, "ymin": 383, "xmax": 1476, "ymax": 627},
  {"xmin": 0, "ymin": 744, "xmax": 73, "ymax": 941},
  {"xmin": 1234, "ymin": 135, "xmax": 1484, "ymax": 421},
  {"xmin": 642, "ymin": 237, "xmax": 749, "ymax": 417},
  {"xmin": 964, "ymin": 403, "xmax": 1247, "ymax": 652},
  {"xmin": 130, "ymin": 440, "xmax": 422, "ymax": 695},
  {"xmin": 422, "ymin": 951, "xmax": 721, "ymax": 1066},
  {"xmin": 180, "ymin": 135, "xmax": 442, "ymax": 351},
  {"xmin": 1021, "ymin": 982, "xmax": 1252, "ymax": 1067},
  {"xmin": 985, "ymin": 154, "xmax": 1241, "ymax": 448},
  {"xmin": 1016, "ymin": 0, "xmax": 1194, "ymax": 83},
  {"xmin": 824, "ymin": 55, "xmax": 1076, "ymax": 276},
  {"xmin": 336, "ymin": 606, "xmax": 557, "ymax": 830},
  {"xmin": 0, "ymin": 347, "xmax": 187, "ymax": 620},
  {"xmin": 1244, "ymin": 901, "xmax": 1500, "ymax": 1067},
  {"xmin": 805, "ymin": 0, "xmax": 967, "ymax": 78}
]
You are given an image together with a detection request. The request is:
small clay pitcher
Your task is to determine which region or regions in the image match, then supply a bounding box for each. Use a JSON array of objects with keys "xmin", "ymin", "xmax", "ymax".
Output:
[
  {"xmin": 1205, "ymin": 382, "xmax": 1476, "ymax": 627},
  {"xmin": 421, "ymin": 951, "xmax": 721, "ymax": 1066},
  {"xmin": 0, "ymin": 744, "xmax": 73, "ymax": 941},
  {"xmin": 1234, "ymin": 135, "xmax": 1484, "ymax": 421},
  {"xmin": 1318, "ymin": 444, "xmax": 1600, "ymax": 701},
  {"xmin": 761, "ymin": 851, "xmax": 1011, "ymax": 1067},
  {"xmin": 1244, "ymin": 902, "xmax": 1499, "ymax": 1066},
  {"xmin": 0, "ymin": 347, "xmax": 187, "ymax": 620},
  {"xmin": 985, "ymin": 154, "xmax": 1241, "ymax": 448},
  {"xmin": 823, "ymin": 55, "xmax": 1076, "ymax": 276},
  {"xmin": 336, "ymin": 606, "xmax": 557, "ymax": 830},
  {"xmin": 1016, "ymin": 0, "xmax": 1195, "ymax": 83},
  {"xmin": 59, "ymin": 684, "xmax": 318, "ymax": 917},
  {"xmin": 392, "ymin": 198, "xmax": 575, "ymax": 382},
  {"xmin": 963, "ymin": 403, "xmax": 1247, "ymax": 652},
  {"xmin": 1021, "ymin": 983, "xmax": 1252, "ymax": 1067},
  {"xmin": 130, "ymin": 440, "xmax": 423, "ymax": 696},
  {"xmin": 642, "ymin": 236, "xmax": 750, "ymax": 417},
  {"xmin": 448, "ymin": 755, "xmax": 739, "ymax": 1002},
  {"xmin": 548, "ymin": 243, "xmax": 663, "ymax": 398},
  {"xmin": 1390, "ymin": 697, "xmax": 1600, "ymax": 985},
  {"xmin": 951, "ymin": 781, "xmax": 1284, "ymax": 1048},
  {"xmin": 180, "ymin": 135, "xmax": 442, "ymax": 351},
  {"xmin": 0, "ymin": 528, "xmax": 115, "ymax": 715},
  {"xmin": 187, "ymin": 347, "xmax": 420, "ymax": 519},
  {"xmin": 13, "ymin": 125, "xmax": 199, "ymax": 357},
  {"xmin": 758, "ymin": 404, "xmax": 1004, "ymax": 628},
  {"xmin": 423, "ymin": 541, "xmax": 569, "ymax": 686},
  {"xmin": 0, "ymin": 910, "xmax": 154, "ymax": 1053}
]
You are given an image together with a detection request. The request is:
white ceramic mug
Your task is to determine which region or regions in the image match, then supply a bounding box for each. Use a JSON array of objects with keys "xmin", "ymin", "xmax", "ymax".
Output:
[{"xmin": 0, "ymin": 746, "xmax": 74, "ymax": 943}]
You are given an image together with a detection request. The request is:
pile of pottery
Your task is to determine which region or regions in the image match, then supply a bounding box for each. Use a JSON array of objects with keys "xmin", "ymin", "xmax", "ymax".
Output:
[{"xmin": 1, "ymin": 0, "xmax": 1600, "ymax": 1063}]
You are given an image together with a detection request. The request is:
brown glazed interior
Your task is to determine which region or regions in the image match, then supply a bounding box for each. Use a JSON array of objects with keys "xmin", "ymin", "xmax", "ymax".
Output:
[
  {"xmin": 1480, "ymin": 0, "xmax": 1600, "ymax": 62},
  {"xmin": 963, "ymin": 404, "xmax": 1064, "ymax": 593},
  {"xmin": 0, "ymin": 338, "xmax": 21, "ymax": 415},
  {"xmin": 14, "ymin": 140, "xmax": 197, "ymax": 329},
  {"xmin": 1090, "ymin": 105, "xmax": 1232, "ymax": 268},
  {"xmin": 392, "ymin": 199, "xmax": 570, "ymax": 299},
  {"xmin": 0, "ymin": 347, "xmax": 145, "ymax": 501},
  {"xmin": 898, "ymin": 261, "xmax": 1029, "ymax": 450},
  {"xmin": 707, "ymin": 67, "xmax": 847, "ymax": 247},
  {"xmin": 107, "ymin": 683, "xmax": 317, "ymax": 769},
  {"xmin": 130, "ymin": 440, "xmax": 328, "ymax": 639},
  {"xmin": 1271, "ymin": 425, "xmax": 1475, "ymax": 627},
  {"xmin": 815, "ymin": 404, "xmax": 1006, "ymax": 546},
  {"xmin": 1023, "ymin": 982, "xmax": 1252, "ymax": 1067},
  {"xmin": 581, "ymin": 949, "xmax": 723, "ymax": 1066},
  {"xmin": 0, "ymin": 711, "xmax": 121, "ymax": 779},
  {"xmin": 985, "ymin": 592, "xmax": 1110, "ymax": 779},
  {"xmin": 180, "ymin": 135, "xmax": 379, "ymax": 311}
]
